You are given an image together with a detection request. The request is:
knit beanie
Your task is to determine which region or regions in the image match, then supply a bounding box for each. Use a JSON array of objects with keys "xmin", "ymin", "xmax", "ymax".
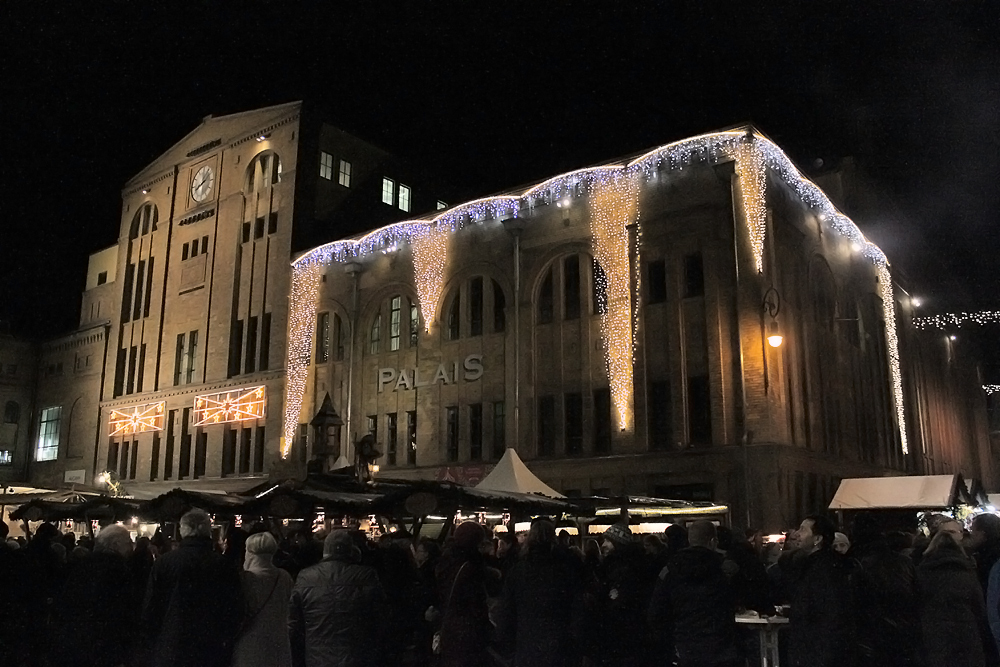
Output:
[{"xmin": 603, "ymin": 522, "xmax": 634, "ymax": 546}]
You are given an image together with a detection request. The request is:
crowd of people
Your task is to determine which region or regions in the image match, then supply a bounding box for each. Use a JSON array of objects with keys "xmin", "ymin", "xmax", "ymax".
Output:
[{"xmin": 2, "ymin": 509, "xmax": 1000, "ymax": 667}]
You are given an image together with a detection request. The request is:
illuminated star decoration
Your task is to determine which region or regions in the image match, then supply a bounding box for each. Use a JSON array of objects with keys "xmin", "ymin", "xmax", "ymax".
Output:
[
  {"xmin": 913, "ymin": 311, "xmax": 1000, "ymax": 330},
  {"xmin": 108, "ymin": 402, "xmax": 165, "ymax": 436},
  {"xmin": 281, "ymin": 128, "xmax": 908, "ymax": 458},
  {"xmin": 195, "ymin": 386, "xmax": 266, "ymax": 427}
]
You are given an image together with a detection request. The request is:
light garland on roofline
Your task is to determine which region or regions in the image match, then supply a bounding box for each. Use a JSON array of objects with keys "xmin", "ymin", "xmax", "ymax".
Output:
[
  {"xmin": 984, "ymin": 385, "xmax": 1000, "ymax": 395},
  {"xmin": 913, "ymin": 311, "xmax": 1000, "ymax": 330},
  {"xmin": 280, "ymin": 128, "xmax": 908, "ymax": 459}
]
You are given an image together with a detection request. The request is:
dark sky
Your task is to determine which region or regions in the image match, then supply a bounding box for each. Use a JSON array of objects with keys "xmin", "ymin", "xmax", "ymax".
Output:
[{"xmin": 3, "ymin": 3, "xmax": 999, "ymax": 356}]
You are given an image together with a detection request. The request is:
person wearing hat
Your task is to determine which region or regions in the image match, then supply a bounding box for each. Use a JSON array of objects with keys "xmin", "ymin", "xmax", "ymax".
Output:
[
  {"xmin": 232, "ymin": 532, "xmax": 293, "ymax": 667},
  {"xmin": 289, "ymin": 529, "xmax": 386, "ymax": 667},
  {"xmin": 597, "ymin": 521, "xmax": 658, "ymax": 667}
]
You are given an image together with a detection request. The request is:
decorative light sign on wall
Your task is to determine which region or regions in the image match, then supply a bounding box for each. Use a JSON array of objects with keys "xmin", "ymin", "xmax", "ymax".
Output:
[
  {"xmin": 194, "ymin": 386, "xmax": 266, "ymax": 426},
  {"xmin": 108, "ymin": 402, "xmax": 165, "ymax": 436}
]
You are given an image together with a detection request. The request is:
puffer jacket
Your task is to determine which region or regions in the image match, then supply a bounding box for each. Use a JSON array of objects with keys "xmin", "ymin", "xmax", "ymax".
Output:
[{"xmin": 288, "ymin": 555, "xmax": 386, "ymax": 667}]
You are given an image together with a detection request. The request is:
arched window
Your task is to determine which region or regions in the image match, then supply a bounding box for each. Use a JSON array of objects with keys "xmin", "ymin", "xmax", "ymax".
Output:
[
  {"xmin": 370, "ymin": 313, "xmax": 381, "ymax": 354},
  {"xmin": 389, "ymin": 296, "xmax": 402, "ymax": 351},
  {"xmin": 3, "ymin": 401, "xmax": 19, "ymax": 424},
  {"xmin": 447, "ymin": 292, "xmax": 461, "ymax": 340},
  {"xmin": 245, "ymin": 152, "xmax": 282, "ymax": 193},
  {"xmin": 538, "ymin": 268, "xmax": 554, "ymax": 324},
  {"xmin": 493, "ymin": 279, "xmax": 506, "ymax": 332},
  {"xmin": 129, "ymin": 203, "xmax": 158, "ymax": 240},
  {"xmin": 243, "ymin": 152, "xmax": 282, "ymax": 242}
]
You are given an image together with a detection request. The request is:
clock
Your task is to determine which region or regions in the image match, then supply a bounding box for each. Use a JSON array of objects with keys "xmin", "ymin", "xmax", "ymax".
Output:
[{"xmin": 191, "ymin": 165, "xmax": 215, "ymax": 202}]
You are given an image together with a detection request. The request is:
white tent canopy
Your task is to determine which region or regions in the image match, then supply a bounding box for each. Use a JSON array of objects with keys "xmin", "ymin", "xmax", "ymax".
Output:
[
  {"xmin": 828, "ymin": 474, "xmax": 966, "ymax": 510},
  {"xmin": 476, "ymin": 448, "xmax": 565, "ymax": 498}
]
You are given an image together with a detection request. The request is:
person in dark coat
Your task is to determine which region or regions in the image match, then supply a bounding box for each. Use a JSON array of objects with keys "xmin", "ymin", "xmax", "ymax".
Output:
[
  {"xmin": 288, "ymin": 529, "xmax": 386, "ymax": 667},
  {"xmin": 848, "ymin": 514, "xmax": 923, "ymax": 667},
  {"xmin": 918, "ymin": 529, "xmax": 989, "ymax": 667},
  {"xmin": 648, "ymin": 520, "xmax": 739, "ymax": 667},
  {"xmin": 597, "ymin": 522, "xmax": 658, "ymax": 667},
  {"xmin": 140, "ymin": 509, "xmax": 244, "ymax": 667},
  {"xmin": 496, "ymin": 519, "xmax": 583, "ymax": 667},
  {"xmin": 50, "ymin": 525, "xmax": 138, "ymax": 667},
  {"xmin": 783, "ymin": 514, "xmax": 854, "ymax": 667}
]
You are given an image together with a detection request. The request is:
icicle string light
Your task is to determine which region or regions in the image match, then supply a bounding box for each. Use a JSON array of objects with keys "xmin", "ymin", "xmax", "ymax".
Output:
[
  {"xmin": 913, "ymin": 311, "xmax": 1000, "ymax": 330},
  {"xmin": 588, "ymin": 169, "xmax": 640, "ymax": 431},
  {"xmin": 877, "ymin": 263, "xmax": 909, "ymax": 454},
  {"xmin": 281, "ymin": 128, "xmax": 907, "ymax": 458}
]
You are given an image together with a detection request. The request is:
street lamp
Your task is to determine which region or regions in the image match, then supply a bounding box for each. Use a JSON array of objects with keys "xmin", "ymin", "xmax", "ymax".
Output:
[{"xmin": 763, "ymin": 287, "xmax": 782, "ymax": 348}]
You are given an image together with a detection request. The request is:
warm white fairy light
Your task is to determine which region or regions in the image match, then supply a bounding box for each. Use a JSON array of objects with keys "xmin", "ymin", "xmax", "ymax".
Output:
[
  {"xmin": 913, "ymin": 311, "xmax": 1000, "ymax": 330},
  {"xmin": 588, "ymin": 170, "xmax": 640, "ymax": 431},
  {"xmin": 984, "ymin": 385, "xmax": 1000, "ymax": 395},
  {"xmin": 877, "ymin": 264, "xmax": 909, "ymax": 454},
  {"xmin": 281, "ymin": 127, "xmax": 909, "ymax": 458},
  {"xmin": 411, "ymin": 222, "xmax": 450, "ymax": 332}
]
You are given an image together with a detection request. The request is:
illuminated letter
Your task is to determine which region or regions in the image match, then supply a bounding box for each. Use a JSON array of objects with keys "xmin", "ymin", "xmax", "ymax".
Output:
[
  {"xmin": 378, "ymin": 368, "xmax": 397, "ymax": 392},
  {"xmin": 395, "ymin": 369, "xmax": 413, "ymax": 391},
  {"xmin": 463, "ymin": 354, "xmax": 484, "ymax": 381}
]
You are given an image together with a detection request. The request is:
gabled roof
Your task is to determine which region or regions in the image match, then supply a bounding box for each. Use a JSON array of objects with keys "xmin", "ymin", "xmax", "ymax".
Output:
[
  {"xmin": 125, "ymin": 100, "xmax": 302, "ymax": 188},
  {"xmin": 828, "ymin": 474, "xmax": 973, "ymax": 510},
  {"xmin": 475, "ymin": 448, "xmax": 564, "ymax": 498}
]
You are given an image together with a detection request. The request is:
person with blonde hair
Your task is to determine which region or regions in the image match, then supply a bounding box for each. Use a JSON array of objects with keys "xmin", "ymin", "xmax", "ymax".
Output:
[{"xmin": 232, "ymin": 531, "xmax": 293, "ymax": 667}]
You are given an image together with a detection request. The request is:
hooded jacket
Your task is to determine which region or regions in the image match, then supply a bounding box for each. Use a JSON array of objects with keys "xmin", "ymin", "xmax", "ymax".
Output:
[
  {"xmin": 648, "ymin": 545, "xmax": 738, "ymax": 665},
  {"xmin": 918, "ymin": 543, "xmax": 988, "ymax": 667}
]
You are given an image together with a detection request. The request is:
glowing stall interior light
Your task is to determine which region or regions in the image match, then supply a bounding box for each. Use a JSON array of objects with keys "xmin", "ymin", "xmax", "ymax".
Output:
[
  {"xmin": 281, "ymin": 127, "xmax": 909, "ymax": 459},
  {"xmin": 733, "ymin": 138, "xmax": 768, "ymax": 273},
  {"xmin": 877, "ymin": 264, "xmax": 909, "ymax": 454},
  {"xmin": 913, "ymin": 310, "xmax": 1000, "ymax": 330},
  {"xmin": 588, "ymin": 169, "xmax": 640, "ymax": 431},
  {"xmin": 411, "ymin": 222, "xmax": 450, "ymax": 332},
  {"xmin": 195, "ymin": 385, "xmax": 266, "ymax": 427},
  {"xmin": 109, "ymin": 401, "xmax": 165, "ymax": 436}
]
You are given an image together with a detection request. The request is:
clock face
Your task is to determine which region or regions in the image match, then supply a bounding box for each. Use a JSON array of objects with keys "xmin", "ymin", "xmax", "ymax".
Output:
[{"xmin": 191, "ymin": 165, "xmax": 215, "ymax": 202}]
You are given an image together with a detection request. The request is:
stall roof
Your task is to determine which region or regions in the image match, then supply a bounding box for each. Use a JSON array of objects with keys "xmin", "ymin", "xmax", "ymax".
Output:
[
  {"xmin": 828, "ymin": 475, "xmax": 971, "ymax": 510},
  {"xmin": 475, "ymin": 448, "xmax": 565, "ymax": 498}
]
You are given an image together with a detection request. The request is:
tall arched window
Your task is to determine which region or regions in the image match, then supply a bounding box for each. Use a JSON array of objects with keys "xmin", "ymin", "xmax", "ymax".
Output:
[
  {"xmin": 447, "ymin": 293, "xmax": 461, "ymax": 340},
  {"xmin": 129, "ymin": 204, "xmax": 158, "ymax": 240},
  {"xmin": 370, "ymin": 314, "xmax": 381, "ymax": 354},
  {"xmin": 243, "ymin": 151, "xmax": 282, "ymax": 242}
]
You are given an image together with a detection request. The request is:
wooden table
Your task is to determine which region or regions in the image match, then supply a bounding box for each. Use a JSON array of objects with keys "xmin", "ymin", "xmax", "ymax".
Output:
[{"xmin": 735, "ymin": 614, "xmax": 789, "ymax": 667}]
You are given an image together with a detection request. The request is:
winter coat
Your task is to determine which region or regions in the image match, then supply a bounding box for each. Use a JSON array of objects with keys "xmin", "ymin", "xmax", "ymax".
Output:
[
  {"xmin": 140, "ymin": 535, "xmax": 244, "ymax": 667},
  {"xmin": 851, "ymin": 540, "xmax": 923, "ymax": 667},
  {"xmin": 785, "ymin": 548, "xmax": 854, "ymax": 667},
  {"xmin": 232, "ymin": 554, "xmax": 294, "ymax": 667},
  {"xmin": 288, "ymin": 554, "xmax": 386, "ymax": 667},
  {"xmin": 50, "ymin": 551, "xmax": 139, "ymax": 667},
  {"xmin": 598, "ymin": 542, "xmax": 659, "ymax": 667},
  {"xmin": 648, "ymin": 546, "xmax": 738, "ymax": 665},
  {"xmin": 986, "ymin": 559, "xmax": 1000, "ymax": 657},
  {"xmin": 918, "ymin": 543, "xmax": 988, "ymax": 667},
  {"xmin": 435, "ymin": 549, "xmax": 495, "ymax": 667},
  {"xmin": 496, "ymin": 545, "xmax": 583, "ymax": 667}
]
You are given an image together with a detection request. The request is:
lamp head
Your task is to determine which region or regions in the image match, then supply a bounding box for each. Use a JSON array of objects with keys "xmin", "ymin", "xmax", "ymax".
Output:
[{"xmin": 767, "ymin": 320, "xmax": 783, "ymax": 348}]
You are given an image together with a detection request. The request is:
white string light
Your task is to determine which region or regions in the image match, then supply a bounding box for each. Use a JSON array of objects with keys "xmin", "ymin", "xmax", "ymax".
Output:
[
  {"xmin": 280, "ymin": 128, "xmax": 908, "ymax": 459},
  {"xmin": 913, "ymin": 311, "xmax": 1000, "ymax": 330},
  {"xmin": 984, "ymin": 385, "xmax": 1000, "ymax": 395}
]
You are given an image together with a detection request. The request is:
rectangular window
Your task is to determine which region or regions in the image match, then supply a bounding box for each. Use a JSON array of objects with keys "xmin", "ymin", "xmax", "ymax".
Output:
[
  {"xmin": 35, "ymin": 406, "xmax": 61, "ymax": 461},
  {"xmin": 316, "ymin": 312, "xmax": 330, "ymax": 363},
  {"xmin": 447, "ymin": 294, "xmax": 461, "ymax": 340},
  {"xmin": 114, "ymin": 347, "xmax": 127, "ymax": 397},
  {"xmin": 389, "ymin": 296, "xmax": 401, "ymax": 351},
  {"xmin": 406, "ymin": 411, "xmax": 417, "ymax": 465},
  {"xmin": 338, "ymin": 159, "xmax": 352, "ymax": 187},
  {"xmin": 253, "ymin": 426, "xmax": 265, "ymax": 473},
  {"xmin": 398, "ymin": 184, "xmax": 411, "ymax": 212},
  {"xmin": 191, "ymin": 239, "xmax": 199, "ymax": 256},
  {"xmin": 178, "ymin": 408, "xmax": 191, "ymax": 478},
  {"xmin": 688, "ymin": 375, "xmax": 712, "ymax": 444},
  {"xmin": 150, "ymin": 432, "xmax": 160, "ymax": 481},
  {"xmin": 649, "ymin": 380, "xmax": 672, "ymax": 449},
  {"xmin": 174, "ymin": 333, "xmax": 185, "ymax": 386},
  {"xmin": 107, "ymin": 440, "xmax": 119, "ymax": 472},
  {"xmin": 594, "ymin": 388, "xmax": 611, "ymax": 454},
  {"xmin": 469, "ymin": 277, "xmax": 483, "ymax": 336},
  {"xmin": 370, "ymin": 314, "xmax": 381, "ymax": 354},
  {"xmin": 565, "ymin": 393, "xmax": 583, "ymax": 455},
  {"xmin": 0, "ymin": 450, "xmax": 11, "ymax": 465},
  {"xmin": 119, "ymin": 441, "xmax": 130, "ymax": 479},
  {"xmin": 239, "ymin": 427, "xmax": 252, "ymax": 475},
  {"xmin": 493, "ymin": 280, "xmax": 506, "ymax": 332},
  {"xmin": 320, "ymin": 151, "xmax": 334, "ymax": 180},
  {"xmin": 386, "ymin": 413, "xmax": 398, "ymax": 465},
  {"xmin": 469, "ymin": 403, "xmax": 483, "ymax": 461},
  {"xmin": 164, "ymin": 410, "xmax": 176, "ymax": 480},
  {"xmin": 334, "ymin": 313, "xmax": 346, "ymax": 360},
  {"xmin": 120, "ymin": 262, "xmax": 135, "ymax": 323},
  {"xmin": 255, "ymin": 217, "xmax": 265, "ymax": 239},
  {"xmin": 202, "ymin": 236, "xmax": 209, "ymax": 254},
  {"xmin": 194, "ymin": 432, "xmax": 207, "ymax": 478},
  {"xmin": 268, "ymin": 212, "xmax": 278, "ymax": 235},
  {"xmin": 185, "ymin": 330, "xmax": 198, "ymax": 384},
  {"xmin": 538, "ymin": 396, "xmax": 556, "ymax": 456},
  {"xmin": 182, "ymin": 243, "xmax": 190, "ymax": 261},
  {"xmin": 259, "ymin": 313, "xmax": 271, "ymax": 371},
  {"xmin": 564, "ymin": 255, "xmax": 581, "ymax": 320},
  {"xmin": 446, "ymin": 406, "xmax": 459, "ymax": 462},
  {"xmin": 245, "ymin": 317, "xmax": 258, "ymax": 374},
  {"xmin": 136, "ymin": 344, "xmax": 146, "ymax": 393},
  {"xmin": 228, "ymin": 320, "xmax": 243, "ymax": 378},
  {"xmin": 492, "ymin": 401, "xmax": 505, "ymax": 459},
  {"xmin": 97, "ymin": 271, "xmax": 108, "ymax": 285},
  {"xmin": 538, "ymin": 269, "xmax": 554, "ymax": 324},
  {"xmin": 222, "ymin": 428, "xmax": 236, "ymax": 477},
  {"xmin": 126, "ymin": 345, "xmax": 137, "ymax": 395},
  {"xmin": 143, "ymin": 257, "xmax": 155, "ymax": 318},
  {"xmin": 684, "ymin": 252, "xmax": 705, "ymax": 298},
  {"xmin": 648, "ymin": 259, "xmax": 667, "ymax": 304},
  {"xmin": 408, "ymin": 301, "xmax": 419, "ymax": 347},
  {"xmin": 367, "ymin": 415, "xmax": 378, "ymax": 441},
  {"xmin": 129, "ymin": 439, "xmax": 139, "ymax": 479},
  {"xmin": 242, "ymin": 222, "xmax": 251, "ymax": 244},
  {"xmin": 592, "ymin": 258, "xmax": 609, "ymax": 315},
  {"xmin": 381, "ymin": 178, "xmax": 395, "ymax": 205}
]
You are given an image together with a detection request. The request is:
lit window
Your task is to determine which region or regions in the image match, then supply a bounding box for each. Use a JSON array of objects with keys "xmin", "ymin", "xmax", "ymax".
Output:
[
  {"xmin": 436, "ymin": 201, "xmax": 447, "ymax": 211},
  {"xmin": 398, "ymin": 184, "xmax": 411, "ymax": 212},
  {"xmin": 316, "ymin": 312, "xmax": 330, "ymax": 363},
  {"xmin": 319, "ymin": 152, "xmax": 334, "ymax": 180},
  {"xmin": 338, "ymin": 160, "xmax": 352, "ymax": 187},
  {"xmin": 389, "ymin": 296, "xmax": 401, "ymax": 351},
  {"xmin": 409, "ymin": 299, "xmax": 419, "ymax": 346},
  {"xmin": 381, "ymin": 178, "xmax": 395, "ymax": 205},
  {"xmin": 370, "ymin": 314, "xmax": 381, "ymax": 354},
  {"xmin": 36, "ymin": 406, "xmax": 61, "ymax": 461},
  {"xmin": 0, "ymin": 450, "xmax": 11, "ymax": 465}
]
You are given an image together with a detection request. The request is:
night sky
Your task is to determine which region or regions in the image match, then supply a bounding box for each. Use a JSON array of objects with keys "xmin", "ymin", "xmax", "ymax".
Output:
[{"xmin": 3, "ymin": 4, "xmax": 999, "ymax": 373}]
